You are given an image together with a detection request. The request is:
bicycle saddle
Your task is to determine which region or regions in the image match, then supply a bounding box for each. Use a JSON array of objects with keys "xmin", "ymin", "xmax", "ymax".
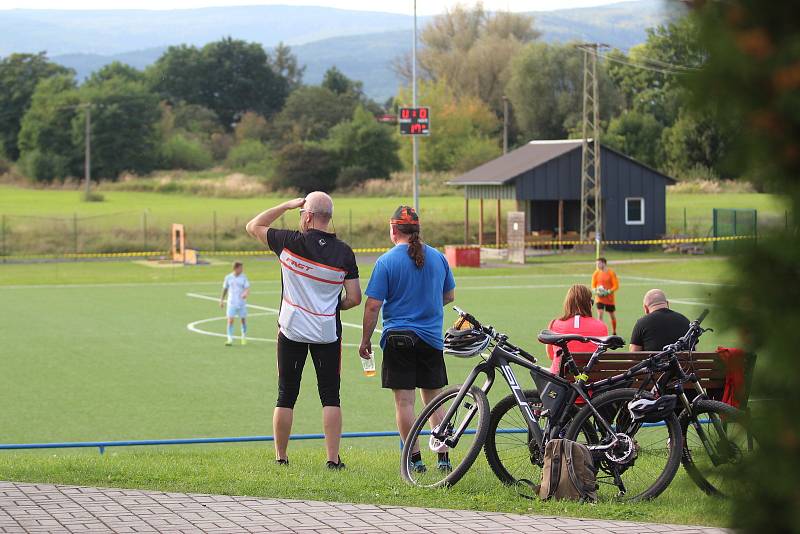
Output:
[{"xmin": 537, "ymin": 330, "xmax": 625, "ymax": 349}]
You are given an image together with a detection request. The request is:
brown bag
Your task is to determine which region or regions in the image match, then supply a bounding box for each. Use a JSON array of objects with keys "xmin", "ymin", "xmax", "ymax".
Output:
[{"xmin": 539, "ymin": 439, "xmax": 598, "ymax": 502}]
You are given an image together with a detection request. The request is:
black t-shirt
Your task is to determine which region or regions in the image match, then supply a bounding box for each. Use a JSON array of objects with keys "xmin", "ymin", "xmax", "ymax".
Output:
[
  {"xmin": 267, "ymin": 228, "xmax": 358, "ymax": 280},
  {"xmin": 630, "ymin": 308, "xmax": 690, "ymax": 351},
  {"xmin": 266, "ymin": 228, "xmax": 358, "ymax": 343}
]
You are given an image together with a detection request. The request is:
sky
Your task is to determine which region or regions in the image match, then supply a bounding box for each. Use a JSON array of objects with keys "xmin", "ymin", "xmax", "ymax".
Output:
[{"xmin": 0, "ymin": 0, "xmax": 634, "ymax": 15}]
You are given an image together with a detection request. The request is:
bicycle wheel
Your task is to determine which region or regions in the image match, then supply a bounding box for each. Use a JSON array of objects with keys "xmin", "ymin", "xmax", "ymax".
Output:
[
  {"xmin": 483, "ymin": 390, "xmax": 545, "ymax": 485},
  {"xmin": 565, "ymin": 388, "xmax": 683, "ymax": 501},
  {"xmin": 400, "ymin": 385, "xmax": 490, "ymax": 488},
  {"xmin": 681, "ymin": 399, "xmax": 755, "ymax": 497}
]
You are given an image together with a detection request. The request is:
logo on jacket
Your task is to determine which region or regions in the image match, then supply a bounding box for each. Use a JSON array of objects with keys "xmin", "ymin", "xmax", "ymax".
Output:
[{"xmin": 319, "ymin": 238, "xmax": 327, "ymax": 246}]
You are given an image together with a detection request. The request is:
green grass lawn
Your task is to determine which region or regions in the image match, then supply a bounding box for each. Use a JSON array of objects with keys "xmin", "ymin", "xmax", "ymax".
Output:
[
  {"xmin": 0, "ymin": 255, "xmax": 739, "ymax": 526},
  {"xmin": 0, "ymin": 184, "xmax": 787, "ymax": 253}
]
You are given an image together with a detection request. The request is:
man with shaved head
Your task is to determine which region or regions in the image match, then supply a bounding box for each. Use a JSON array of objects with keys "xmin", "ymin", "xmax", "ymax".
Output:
[
  {"xmin": 246, "ymin": 192, "xmax": 361, "ymax": 469},
  {"xmin": 629, "ymin": 289, "xmax": 690, "ymax": 352}
]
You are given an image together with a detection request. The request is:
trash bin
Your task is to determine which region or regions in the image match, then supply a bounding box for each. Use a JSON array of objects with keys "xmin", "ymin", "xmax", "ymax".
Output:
[{"xmin": 445, "ymin": 245, "xmax": 481, "ymax": 268}]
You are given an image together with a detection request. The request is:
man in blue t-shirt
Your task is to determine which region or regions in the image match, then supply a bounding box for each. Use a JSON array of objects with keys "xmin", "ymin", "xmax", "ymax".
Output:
[{"xmin": 360, "ymin": 206, "xmax": 456, "ymax": 472}]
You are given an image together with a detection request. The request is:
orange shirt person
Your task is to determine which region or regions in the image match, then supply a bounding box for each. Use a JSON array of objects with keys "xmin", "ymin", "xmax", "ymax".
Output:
[{"xmin": 591, "ymin": 257, "xmax": 619, "ymax": 335}]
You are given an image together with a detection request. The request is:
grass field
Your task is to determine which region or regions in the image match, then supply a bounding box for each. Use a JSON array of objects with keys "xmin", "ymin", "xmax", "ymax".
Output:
[
  {"xmin": 0, "ymin": 254, "xmax": 739, "ymax": 526},
  {"xmin": 0, "ymin": 184, "xmax": 787, "ymax": 253}
]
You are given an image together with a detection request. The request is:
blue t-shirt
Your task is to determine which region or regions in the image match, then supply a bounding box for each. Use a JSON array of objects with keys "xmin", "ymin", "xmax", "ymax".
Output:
[{"xmin": 365, "ymin": 244, "xmax": 456, "ymax": 350}]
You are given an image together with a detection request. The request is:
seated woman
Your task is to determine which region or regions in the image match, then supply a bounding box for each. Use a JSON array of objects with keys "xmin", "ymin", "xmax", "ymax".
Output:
[{"xmin": 546, "ymin": 284, "xmax": 608, "ymax": 376}]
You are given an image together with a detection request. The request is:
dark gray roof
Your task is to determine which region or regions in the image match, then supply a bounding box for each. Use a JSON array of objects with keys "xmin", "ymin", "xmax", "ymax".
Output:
[
  {"xmin": 450, "ymin": 140, "xmax": 582, "ymax": 186},
  {"xmin": 449, "ymin": 139, "xmax": 676, "ymax": 186}
]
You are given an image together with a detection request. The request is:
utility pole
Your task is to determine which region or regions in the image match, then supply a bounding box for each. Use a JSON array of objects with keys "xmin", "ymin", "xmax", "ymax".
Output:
[
  {"xmin": 577, "ymin": 44, "xmax": 608, "ymax": 257},
  {"xmin": 502, "ymin": 96, "xmax": 509, "ymax": 154},
  {"xmin": 83, "ymin": 103, "xmax": 92, "ymax": 200},
  {"xmin": 412, "ymin": 0, "xmax": 420, "ymax": 213}
]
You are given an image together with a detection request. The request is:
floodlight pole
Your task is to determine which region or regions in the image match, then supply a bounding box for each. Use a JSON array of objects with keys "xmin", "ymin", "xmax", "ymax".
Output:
[
  {"xmin": 412, "ymin": 0, "xmax": 420, "ymax": 213},
  {"xmin": 84, "ymin": 104, "xmax": 91, "ymax": 200}
]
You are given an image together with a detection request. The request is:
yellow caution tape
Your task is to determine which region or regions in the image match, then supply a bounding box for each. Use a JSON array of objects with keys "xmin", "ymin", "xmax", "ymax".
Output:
[{"xmin": 0, "ymin": 235, "xmax": 755, "ymax": 261}]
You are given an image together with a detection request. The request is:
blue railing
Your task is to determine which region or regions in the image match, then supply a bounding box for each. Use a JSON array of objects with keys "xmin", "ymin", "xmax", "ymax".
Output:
[{"xmin": 0, "ymin": 423, "xmax": 676, "ymax": 455}]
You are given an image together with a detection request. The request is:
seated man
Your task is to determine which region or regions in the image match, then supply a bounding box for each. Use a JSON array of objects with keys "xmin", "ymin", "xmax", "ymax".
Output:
[{"xmin": 629, "ymin": 289, "xmax": 690, "ymax": 352}]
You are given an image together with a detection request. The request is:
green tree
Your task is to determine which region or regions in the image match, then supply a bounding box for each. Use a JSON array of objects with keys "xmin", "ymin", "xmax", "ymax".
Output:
[
  {"xmin": 604, "ymin": 110, "xmax": 664, "ymax": 168},
  {"xmin": 17, "ymin": 74, "xmax": 81, "ymax": 181},
  {"xmin": 507, "ymin": 42, "xmax": 621, "ymax": 141},
  {"xmin": 0, "ymin": 52, "xmax": 72, "ymax": 160},
  {"xmin": 322, "ymin": 66, "xmax": 363, "ymax": 97},
  {"xmin": 74, "ymin": 77, "xmax": 162, "ymax": 179},
  {"xmin": 86, "ymin": 61, "xmax": 145, "ymax": 86},
  {"xmin": 324, "ymin": 106, "xmax": 401, "ymax": 180},
  {"xmin": 149, "ymin": 38, "xmax": 289, "ymax": 128},
  {"xmin": 396, "ymin": 5, "xmax": 539, "ymax": 114},
  {"xmin": 275, "ymin": 143, "xmax": 338, "ymax": 193},
  {"xmin": 234, "ymin": 111, "xmax": 270, "ymax": 143},
  {"xmin": 270, "ymin": 86, "xmax": 355, "ymax": 145},
  {"xmin": 686, "ymin": 1, "xmax": 800, "ymax": 531},
  {"xmin": 661, "ymin": 110, "xmax": 732, "ymax": 177},
  {"xmin": 396, "ymin": 79, "xmax": 501, "ymax": 172},
  {"xmin": 269, "ymin": 42, "xmax": 305, "ymax": 91}
]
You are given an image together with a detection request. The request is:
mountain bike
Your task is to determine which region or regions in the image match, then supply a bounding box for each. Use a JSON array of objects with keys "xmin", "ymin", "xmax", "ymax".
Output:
[
  {"xmin": 486, "ymin": 310, "xmax": 755, "ymax": 498},
  {"xmin": 399, "ymin": 307, "xmax": 684, "ymax": 501}
]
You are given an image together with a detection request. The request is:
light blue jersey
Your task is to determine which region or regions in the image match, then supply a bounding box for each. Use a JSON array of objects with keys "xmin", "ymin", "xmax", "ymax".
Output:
[{"xmin": 223, "ymin": 272, "xmax": 250, "ymax": 317}]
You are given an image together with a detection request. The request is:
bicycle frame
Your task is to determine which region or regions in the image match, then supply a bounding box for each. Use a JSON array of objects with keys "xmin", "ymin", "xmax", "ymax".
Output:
[{"xmin": 434, "ymin": 341, "xmax": 621, "ymax": 453}]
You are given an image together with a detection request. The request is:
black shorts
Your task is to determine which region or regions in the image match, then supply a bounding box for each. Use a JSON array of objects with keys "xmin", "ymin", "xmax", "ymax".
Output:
[
  {"xmin": 597, "ymin": 302, "xmax": 616, "ymax": 313},
  {"xmin": 381, "ymin": 331, "xmax": 448, "ymax": 390},
  {"xmin": 276, "ymin": 332, "xmax": 341, "ymax": 408}
]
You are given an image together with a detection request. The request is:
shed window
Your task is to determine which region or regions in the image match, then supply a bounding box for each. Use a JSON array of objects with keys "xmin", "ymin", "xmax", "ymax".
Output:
[{"xmin": 625, "ymin": 197, "xmax": 645, "ymax": 225}]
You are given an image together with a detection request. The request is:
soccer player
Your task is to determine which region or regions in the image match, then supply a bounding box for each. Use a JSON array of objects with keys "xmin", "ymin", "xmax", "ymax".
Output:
[
  {"xmin": 591, "ymin": 257, "xmax": 620, "ymax": 335},
  {"xmin": 220, "ymin": 261, "xmax": 250, "ymax": 346},
  {"xmin": 245, "ymin": 192, "xmax": 361, "ymax": 469}
]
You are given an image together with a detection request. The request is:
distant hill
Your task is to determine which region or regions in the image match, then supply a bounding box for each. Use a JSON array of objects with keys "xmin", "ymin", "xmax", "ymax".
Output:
[{"xmin": 0, "ymin": 1, "xmax": 673, "ymax": 102}]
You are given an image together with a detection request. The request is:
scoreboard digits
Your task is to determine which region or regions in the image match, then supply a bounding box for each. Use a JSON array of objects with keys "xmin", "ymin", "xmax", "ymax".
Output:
[{"xmin": 398, "ymin": 107, "xmax": 430, "ymax": 136}]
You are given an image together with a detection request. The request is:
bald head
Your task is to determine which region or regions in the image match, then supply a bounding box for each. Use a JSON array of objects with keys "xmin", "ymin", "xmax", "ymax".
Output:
[
  {"xmin": 305, "ymin": 191, "xmax": 333, "ymax": 222},
  {"xmin": 643, "ymin": 289, "xmax": 669, "ymax": 313}
]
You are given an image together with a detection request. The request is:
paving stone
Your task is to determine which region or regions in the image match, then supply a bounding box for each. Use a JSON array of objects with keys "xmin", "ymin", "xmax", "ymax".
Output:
[{"xmin": 0, "ymin": 481, "xmax": 734, "ymax": 534}]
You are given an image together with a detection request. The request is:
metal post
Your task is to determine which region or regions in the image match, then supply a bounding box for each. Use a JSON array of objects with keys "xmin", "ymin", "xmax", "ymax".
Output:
[
  {"xmin": 84, "ymin": 104, "xmax": 91, "ymax": 200},
  {"xmin": 464, "ymin": 196, "xmax": 470, "ymax": 245},
  {"xmin": 495, "ymin": 199, "xmax": 501, "ymax": 247},
  {"xmin": 683, "ymin": 207, "xmax": 687, "ymax": 235},
  {"xmin": 478, "ymin": 199, "xmax": 484, "ymax": 247},
  {"xmin": 143, "ymin": 211, "xmax": 148, "ymax": 250},
  {"xmin": 73, "ymin": 213, "xmax": 79, "ymax": 255},
  {"xmin": 348, "ymin": 209, "xmax": 353, "ymax": 242},
  {"xmin": 502, "ymin": 96, "xmax": 509, "ymax": 154},
  {"xmin": 212, "ymin": 211, "xmax": 217, "ymax": 252},
  {"xmin": 412, "ymin": 0, "xmax": 420, "ymax": 213},
  {"xmin": 1, "ymin": 214, "xmax": 6, "ymax": 262}
]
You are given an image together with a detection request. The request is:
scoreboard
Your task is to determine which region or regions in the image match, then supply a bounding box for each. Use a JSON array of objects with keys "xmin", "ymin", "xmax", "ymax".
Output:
[{"xmin": 398, "ymin": 107, "xmax": 430, "ymax": 136}]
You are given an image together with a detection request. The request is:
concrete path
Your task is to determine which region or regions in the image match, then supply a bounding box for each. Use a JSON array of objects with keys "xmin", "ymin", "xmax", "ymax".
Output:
[{"xmin": 0, "ymin": 481, "xmax": 730, "ymax": 534}]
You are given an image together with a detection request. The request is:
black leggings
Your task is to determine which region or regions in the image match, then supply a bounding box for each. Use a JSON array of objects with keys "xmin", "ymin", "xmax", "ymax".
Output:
[{"xmin": 276, "ymin": 332, "xmax": 341, "ymax": 408}]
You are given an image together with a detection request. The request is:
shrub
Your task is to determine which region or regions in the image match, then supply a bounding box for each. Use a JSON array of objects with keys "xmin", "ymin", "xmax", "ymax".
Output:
[
  {"xmin": 225, "ymin": 139, "xmax": 274, "ymax": 176},
  {"xmin": 83, "ymin": 191, "xmax": 105, "ymax": 202},
  {"xmin": 161, "ymin": 134, "xmax": 213, "ymax": 170},
  {"xmin": 209, "ymin": 132, "xmax": 234, "ymax": 161},
  {"xmin": 275, "ymin": 143, "xmax": 338, "ymax": 193},
  {"xmin": 234, "ymin": 111, "xmax": 270, "ymax": 143},
  {"xmin": 335, "ymin": 165, "xmax": 371, "ymax": 190},
  {"xmin": 453, "ymin": 136, "xmax": 502, "ymax": 172},
  {"xmin": 21, "ymin": 149, "xmax": 73, "ymax": 182}
]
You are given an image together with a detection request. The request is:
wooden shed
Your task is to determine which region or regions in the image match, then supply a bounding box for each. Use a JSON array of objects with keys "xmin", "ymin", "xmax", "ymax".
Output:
[{"xmin": 449, "ymin": 140, "xmax": 676, "ymax": 244}]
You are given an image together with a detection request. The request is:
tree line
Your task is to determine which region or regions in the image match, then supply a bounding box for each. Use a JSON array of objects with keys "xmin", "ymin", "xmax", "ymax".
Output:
[{"xmin": 0, "ymin": 6, "xmax": 733, "ymax": 192}]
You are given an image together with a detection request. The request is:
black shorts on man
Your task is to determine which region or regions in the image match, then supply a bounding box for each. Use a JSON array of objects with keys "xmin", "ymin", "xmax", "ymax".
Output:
[
  {"xmin": 381, "ymin": 331, "xmax": 448, "ymax": 390},
  {"xmin": 267, "ymin": 228, "xmax": 358, "ymax": 407}
]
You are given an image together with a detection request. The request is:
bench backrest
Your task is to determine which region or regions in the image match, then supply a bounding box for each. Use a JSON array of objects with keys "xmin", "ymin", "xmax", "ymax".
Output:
[{"xmin": 567, "ymin": 351, "xmax": 757, "ymax": 406}]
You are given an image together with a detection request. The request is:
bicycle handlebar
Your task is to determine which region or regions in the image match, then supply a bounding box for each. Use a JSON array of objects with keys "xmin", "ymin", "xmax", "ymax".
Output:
[{"xmin": 452, "ymin": 307, "xmax": 537, "ymax": 363}]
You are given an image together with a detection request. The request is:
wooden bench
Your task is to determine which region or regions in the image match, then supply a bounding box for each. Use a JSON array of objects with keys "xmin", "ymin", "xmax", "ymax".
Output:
[{"xmin": 567, "ymin": 352, "xmax": 757, "ymax": 409}]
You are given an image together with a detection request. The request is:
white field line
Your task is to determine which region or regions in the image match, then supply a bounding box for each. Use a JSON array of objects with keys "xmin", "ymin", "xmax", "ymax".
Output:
[
  {"xmin": 457, "ymin": 282, "xmax": 656, "ymax": 291},
  {"xmin": 186, "ymin": 313, "xmax": 363, "ymax": 348},
  {"xmin": 624, "ymin": 275, "xmax": 726, "ymax": 287},
  {"xmin": 670, "ymin": 299, "xmax": 718, "ymax": 308},
  {"xmin": 185, "ymin": 292, "xmax": 380, "ymax": 333}
]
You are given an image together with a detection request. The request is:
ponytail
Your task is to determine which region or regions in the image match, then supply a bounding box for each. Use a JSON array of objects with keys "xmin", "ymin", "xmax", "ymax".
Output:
[
  {"xmin": 408, "ymin": 231, "xmax": 425, "ymax": 268},
  {"xmin": 397, "ymin": 223, "xmax": 425, "ymax": 268}
]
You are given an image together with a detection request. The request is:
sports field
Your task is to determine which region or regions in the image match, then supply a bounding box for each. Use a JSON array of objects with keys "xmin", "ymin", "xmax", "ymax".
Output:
[{"xmin": 0, "ymin": 254, "xmax": 738, "ymax": 526}]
